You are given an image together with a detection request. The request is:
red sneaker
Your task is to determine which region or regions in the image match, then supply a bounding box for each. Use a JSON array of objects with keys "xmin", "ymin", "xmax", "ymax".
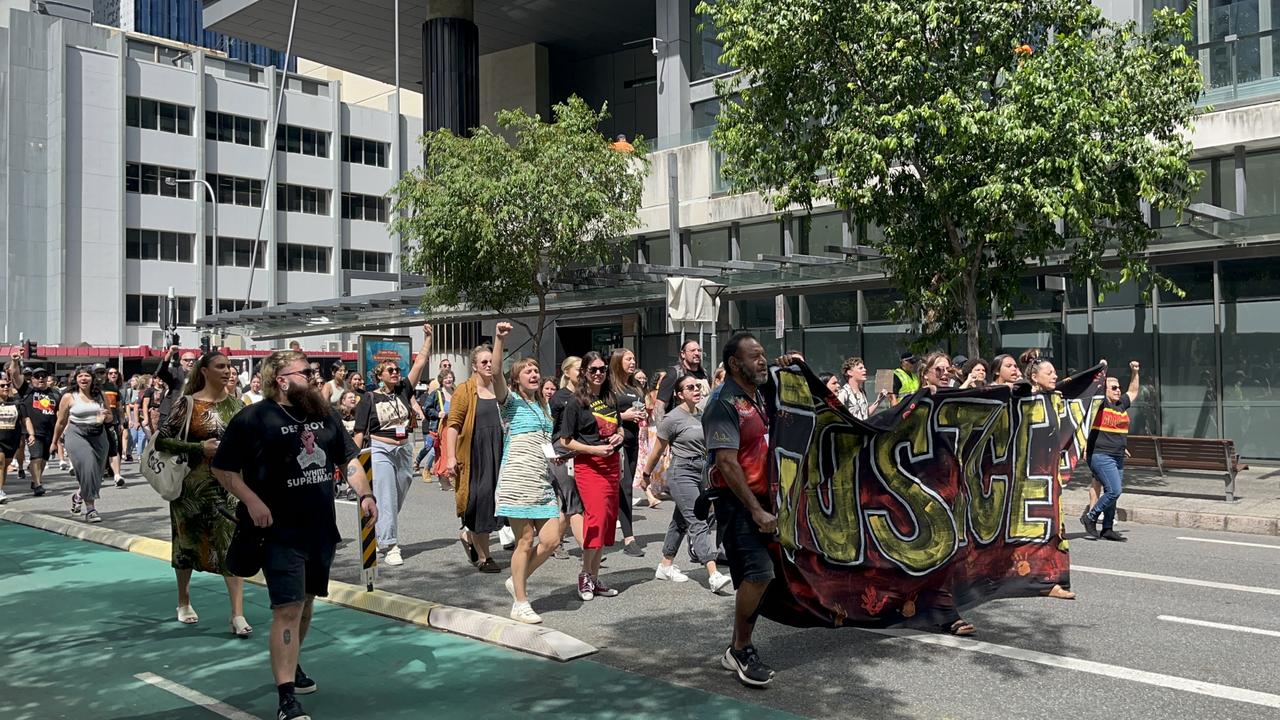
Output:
[
  {"xmin": 591, "ymin": 575, "xmax": 619, "ymax": 597},
  {"xmin": 577, "ymin": 572, "xmax": 594, "ymax": 601}
]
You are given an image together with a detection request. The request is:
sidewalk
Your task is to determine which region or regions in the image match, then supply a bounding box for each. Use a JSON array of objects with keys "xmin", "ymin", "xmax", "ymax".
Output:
[{"xmin": 1062, "ymin": 464, "xmax": 1280, "ymax": 536}]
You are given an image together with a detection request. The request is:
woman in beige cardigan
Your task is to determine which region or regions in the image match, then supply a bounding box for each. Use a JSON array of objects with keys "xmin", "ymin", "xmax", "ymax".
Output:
[{"xmin": 443, "ymin": 330, "xmax": 507, "ymax": 573}]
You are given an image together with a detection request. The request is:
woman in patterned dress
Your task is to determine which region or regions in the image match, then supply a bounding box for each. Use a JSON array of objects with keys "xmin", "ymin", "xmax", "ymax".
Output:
[
  {"xmin": 154, "ymin": 351, "xmax": 250, "ymax": 636},
  {"xmin": 492, "ymin": 324, "xmax": 562, "ymax": 624}
]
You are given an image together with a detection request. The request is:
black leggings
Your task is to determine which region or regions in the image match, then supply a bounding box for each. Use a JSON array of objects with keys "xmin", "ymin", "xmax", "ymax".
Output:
[{"xmin": 618, "ymin": 444, "xmax": 637, "ymax": 539}]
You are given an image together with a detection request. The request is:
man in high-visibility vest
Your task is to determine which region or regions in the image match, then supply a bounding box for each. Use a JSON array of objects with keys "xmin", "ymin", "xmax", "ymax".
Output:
[{"xmin": 889, "ymin": 352, "xmax": 919, "ymax": 406}]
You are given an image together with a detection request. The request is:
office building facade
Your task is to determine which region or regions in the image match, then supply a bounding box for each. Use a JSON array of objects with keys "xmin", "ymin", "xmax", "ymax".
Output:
[
  {"xmin": 94, "ymin": 0, "xmax": 295, "ymax": 70},
  {"xmin": 0, "ymin": 5, "xmax": 420, "ymax": 355}
]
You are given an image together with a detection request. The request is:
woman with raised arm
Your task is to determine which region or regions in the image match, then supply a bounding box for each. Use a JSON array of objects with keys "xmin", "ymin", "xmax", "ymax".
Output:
[
  {"xmin": 490, "ymin": 323, "xmax": 562, "ymax": 623},
  {"xmin": 352, "ymin": 324, "xmax": 432, "ymax": 567},
  {"xmin": 445, "ymin": 331, "xmax": 506, "ymax": 573},
  {"xmin": 1081, "ymin": 360, "xmax": 1141, "ymax": 543}
]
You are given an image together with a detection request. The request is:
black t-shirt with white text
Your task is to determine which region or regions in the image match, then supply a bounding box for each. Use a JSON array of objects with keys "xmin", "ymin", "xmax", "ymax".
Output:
[
  {"xmin": 22, "ymin": 388, "xmax": 61, "ymax": 437},
  {"xmin": 353, "ymin": 380, "xmax": 416, "ymax": 442},
  {"xmin": 211, "ymin": 401, "xmax": 359, "ymax": 549},
  {"xmin": 0, "ymin": 399, "xmax": 22, "ymax": 448}
]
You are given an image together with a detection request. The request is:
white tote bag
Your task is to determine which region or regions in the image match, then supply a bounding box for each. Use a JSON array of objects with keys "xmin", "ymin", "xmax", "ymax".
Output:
[{"xmin": 141, "ymin": 396, "xmax": 195, "ymax": 502}]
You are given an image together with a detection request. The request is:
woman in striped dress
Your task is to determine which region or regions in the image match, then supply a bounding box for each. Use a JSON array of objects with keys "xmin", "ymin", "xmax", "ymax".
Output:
[{"xmin": 492, "ymin": 322, "xmax": 562, "ymax": 624}]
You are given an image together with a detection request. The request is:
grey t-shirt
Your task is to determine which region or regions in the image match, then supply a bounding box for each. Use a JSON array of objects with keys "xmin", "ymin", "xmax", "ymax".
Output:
[{"xmin": 656, "ymin": 405, "xmax": 706, "ymax": 461}]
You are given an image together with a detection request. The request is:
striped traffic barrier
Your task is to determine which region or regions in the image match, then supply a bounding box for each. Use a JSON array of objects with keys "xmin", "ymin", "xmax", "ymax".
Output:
[{"xmin": 356, "ymin": 449, "xmax": 377, "ymax": 591}]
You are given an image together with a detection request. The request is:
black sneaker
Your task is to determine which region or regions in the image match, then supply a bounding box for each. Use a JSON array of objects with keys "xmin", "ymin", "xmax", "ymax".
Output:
[
  {"xmin": 622, "ymin": 543, "xmax": 645, "ymax": 558},
  {"xmin": 17, "ymin": 468, "xmax": 25, "ymax": 480},
  {"xmin": 32, "ymin": 483, "xmax": 45, "ymax": 497},
  {"xmin": 277, "ymin": 696, "xmax": 311, "ymax": 720},
  {"xmin": 294, "ymin": 666, "xmax": 317, "ymax": 695},
  {"xmin": 1099, "ymin": 528, "xmax": 1127, "ymax": 542},
  {"xmin": 1079, "ymin": 510, "xmax": 1098, "ymax": 539},
  {"xmin": 720, "ymin": 645, "xmax": 775, "ymax": 687}
]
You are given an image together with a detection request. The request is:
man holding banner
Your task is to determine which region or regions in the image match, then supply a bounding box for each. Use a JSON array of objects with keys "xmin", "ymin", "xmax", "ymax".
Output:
[{"xmin": 704, "ymin": 332, "xmax": 778, "ymax": 688}]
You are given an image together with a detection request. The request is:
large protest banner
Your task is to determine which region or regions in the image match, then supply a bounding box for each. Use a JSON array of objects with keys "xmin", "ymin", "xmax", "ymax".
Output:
[{"xmin": 760, "ymin": 363, "xmax": 1106, "ymax": 628}]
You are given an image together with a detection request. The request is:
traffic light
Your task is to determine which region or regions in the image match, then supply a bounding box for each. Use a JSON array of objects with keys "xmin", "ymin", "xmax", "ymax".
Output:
[
  {"xmin": 199, "ymin": 335, "xmax": 212, "ymax": 355},
  {"xmin": 22, "ymin": 339, "xmax": 37, "ymax": 359}
]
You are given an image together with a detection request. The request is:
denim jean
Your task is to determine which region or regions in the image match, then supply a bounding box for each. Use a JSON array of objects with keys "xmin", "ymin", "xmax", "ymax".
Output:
[
  {"xmin": 129, "ymin": 427, "xmax": 148, "ymax": 457},
  {"xmin": 370, "ymin": 441, "xmax": 414, "ymax": 546},
  {"xmin": 1087, "ymin": 452, "xmax": 1125, "ymax": 530},
  {"xmin": 414, "ymin": 432, "xmax": 434, "ymax": 467},
  {"xmin": 661, "ymin": 457, "xmax": 714, "ymax": 565}
]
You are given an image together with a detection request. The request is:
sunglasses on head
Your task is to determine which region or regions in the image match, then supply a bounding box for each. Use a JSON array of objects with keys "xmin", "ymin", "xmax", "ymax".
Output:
[{"xmin": 586, "ymin": 366, "xmax": 606, "ymax": 374}]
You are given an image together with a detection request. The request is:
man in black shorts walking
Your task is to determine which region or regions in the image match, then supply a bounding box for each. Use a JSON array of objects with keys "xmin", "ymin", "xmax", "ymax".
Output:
[
  {"xmin": 20, "ymin": 369, "xmax": 60, "ymax": 497},
  {"xmin": 703, "ymin": 332, "xmax": 777, "ymax": 687},
  {"xmin": 212, "ymin": 350, "xmax": 376, "ymax": 720}
]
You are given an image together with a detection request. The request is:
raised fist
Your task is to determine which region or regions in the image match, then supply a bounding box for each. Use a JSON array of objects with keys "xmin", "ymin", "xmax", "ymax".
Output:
[{"xmin": 495, "ymin": 321, "xmax": 513, "ymax": 339}]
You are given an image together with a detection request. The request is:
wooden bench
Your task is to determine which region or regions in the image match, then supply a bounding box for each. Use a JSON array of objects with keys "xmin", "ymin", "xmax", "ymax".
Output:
[{"xmin": 1124, "ymin": 435, "xmax": 1249, "ymax": 502}]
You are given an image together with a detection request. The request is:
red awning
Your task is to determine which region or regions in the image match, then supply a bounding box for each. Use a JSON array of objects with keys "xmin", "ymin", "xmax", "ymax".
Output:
[{"xmin": 0, "ymin": 345, "xmax": 359, "ymax": 362}]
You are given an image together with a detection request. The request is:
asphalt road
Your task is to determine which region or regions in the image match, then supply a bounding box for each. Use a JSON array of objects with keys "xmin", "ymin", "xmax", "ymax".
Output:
[{"xmin": 6, "ymin": 456, "xmax": 1280, "ymax": 720}]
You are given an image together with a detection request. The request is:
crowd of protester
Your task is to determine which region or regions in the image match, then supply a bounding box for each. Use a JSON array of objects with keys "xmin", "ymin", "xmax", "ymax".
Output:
[{"xmin": 0, "ymin": 331, "xmax": 1140, "ymax": 718}]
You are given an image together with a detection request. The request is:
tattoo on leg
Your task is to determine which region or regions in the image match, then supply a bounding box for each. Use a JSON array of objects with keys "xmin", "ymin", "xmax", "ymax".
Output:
[{"xmin": 283, "ymin": 629, "xmax": 292, "ymax": 645}]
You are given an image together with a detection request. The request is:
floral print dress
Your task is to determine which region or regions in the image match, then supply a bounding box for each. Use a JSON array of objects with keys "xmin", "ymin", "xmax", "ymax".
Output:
[{"xmin": 156, "ymin": 394, "xmax": 243, "ymax": 573}]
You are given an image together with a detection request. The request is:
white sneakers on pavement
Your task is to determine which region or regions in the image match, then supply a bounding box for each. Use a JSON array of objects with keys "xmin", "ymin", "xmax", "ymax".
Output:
[
  {"xmin": 709, "ymin": 571, "xmax": 732, "ymax": 594},
  {"xmin": 510, "ymin": 601, "xmax": 542, "ymax": 624},
  {"xmin": 384, "ymin": 545, "xmax": 403, "ymax": 566},
  {"xmin": 655, "ymin": 563, "xmax": 690, "ymax": 582},
  {"xmin": 0, "ymin": 489, "xmax": 8, "ymax": 504}
]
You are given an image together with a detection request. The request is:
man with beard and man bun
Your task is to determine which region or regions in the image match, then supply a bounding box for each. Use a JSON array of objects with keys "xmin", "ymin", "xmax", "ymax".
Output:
[
  {"xmin": 211, "ymin": 351, "xmax": 376, "ymax": 720},
  {"xmin": 656, "ymin": 339, "xmax": 711, "ymax": 415},
  {"xmin": 704, "ymin": 331, "xmax": 777, "ymax": 688}
]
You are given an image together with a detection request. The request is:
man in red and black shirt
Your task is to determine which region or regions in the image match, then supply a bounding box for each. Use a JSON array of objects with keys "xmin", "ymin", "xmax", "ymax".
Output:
[{"xmin": 703, "ymin": 331, "xmax": 776, "ymax": 688}]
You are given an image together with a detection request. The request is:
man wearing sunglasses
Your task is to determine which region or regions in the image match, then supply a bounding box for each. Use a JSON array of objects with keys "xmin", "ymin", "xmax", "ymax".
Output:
[
  {"xmin": 656, "ymin": 339, "xmax": 711, "ymax": 414},
  {"xmin": 155, "ymin": 344, "xmax": 197, "ymax": 424}
]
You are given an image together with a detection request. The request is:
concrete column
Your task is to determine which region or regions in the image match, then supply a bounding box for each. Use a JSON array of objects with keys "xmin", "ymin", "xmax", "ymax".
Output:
[
  {"xmin": 423, "ymin": 0, "xmax": 478, "ymax": 136},
  {"xmin": 1234, "ymin": 144, "xmax": 1246, "ymax": 216},
  {"xmin": 194, "ymin": 50, "xmax": 209, "ymax": 317},
  {"xmin": 655, "ymin": 0, "xmax": 692, "ymax": 139},
  {"xmin": 331, "ymin": 78, "xmax": 343, "ymax": 300},
  {"xmin": 265, "ymin": 68, "xmax": 279, "ymax": 306}
]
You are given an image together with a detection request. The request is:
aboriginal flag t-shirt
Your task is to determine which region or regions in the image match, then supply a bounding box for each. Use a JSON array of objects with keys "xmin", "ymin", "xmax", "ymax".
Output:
[{"xmin": 212, "ymin": 400, "xmax": 359, "ymax": 549}]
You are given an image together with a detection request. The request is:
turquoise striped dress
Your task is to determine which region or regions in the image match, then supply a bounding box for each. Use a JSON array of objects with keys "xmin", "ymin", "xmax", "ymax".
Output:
[{"xmin": 495, "ymin": 393, "xmax": 559, "ymax": 519}]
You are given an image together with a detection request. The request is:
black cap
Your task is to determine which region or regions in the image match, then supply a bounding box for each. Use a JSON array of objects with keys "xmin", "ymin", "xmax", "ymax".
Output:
[
  {"xmin": 30, "ymin": 367, "xmax": 48, "ymax": 377},
  {"xmin": 953, "ymin": 354, "xmax": 969, "ymax": 367},
  {"xmin": 900, "ymin": 351, "xmax": 916, "ymax": 362}
]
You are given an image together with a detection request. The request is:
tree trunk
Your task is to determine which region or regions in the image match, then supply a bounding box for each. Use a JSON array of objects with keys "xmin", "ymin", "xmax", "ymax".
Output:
[
  {"xmin": 963, "ymin": 272, "xmax": 980, "ymax": 359},
  {"xmin": 532, "ymin": 289, "xmax": 547, "ymax": 361}
]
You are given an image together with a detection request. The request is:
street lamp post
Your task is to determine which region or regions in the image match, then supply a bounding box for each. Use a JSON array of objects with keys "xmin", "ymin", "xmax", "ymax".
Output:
[
  {"xmin": 165, "ymin": 177, "xmax": 218, "ymax": 318},
  {"xmin": 701, "ymin": 281, "xmax": 728, "ymax": 372}
]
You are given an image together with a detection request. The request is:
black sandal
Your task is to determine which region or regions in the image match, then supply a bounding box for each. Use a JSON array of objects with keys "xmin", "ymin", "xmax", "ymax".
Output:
[
  {"xmin": 476, "ymin": 557, "xmax": 500, "ymax": 573},
  {"xmin": 940, "ymin": 619, "xmax": 976, "ymax": 636},
  {"xmin": 459, "ymin": 531, "xmax": 478, "ymax": 564}
]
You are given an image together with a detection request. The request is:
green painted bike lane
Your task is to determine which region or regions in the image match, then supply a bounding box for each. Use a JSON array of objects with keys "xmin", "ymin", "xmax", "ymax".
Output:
[{"xmin": 0, "ymin": 522, "xmax": 800, "ymax": 720}]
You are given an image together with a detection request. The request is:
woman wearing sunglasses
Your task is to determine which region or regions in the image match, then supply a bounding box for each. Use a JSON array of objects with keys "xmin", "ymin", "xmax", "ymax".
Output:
[
  {"xmin": 641, "ymin": 375, "xmax": 731, "ymax": 593},
  {"xmin": 0, "ymin": 377, "xmax": 21, "ymax": 504},
  {"xmin": 557, "ymin": 351, "xmax": 623, "ymax": 601},
  {"xmin": 352, "ymin": 324, "xmax": 433, "ymax": 567}
]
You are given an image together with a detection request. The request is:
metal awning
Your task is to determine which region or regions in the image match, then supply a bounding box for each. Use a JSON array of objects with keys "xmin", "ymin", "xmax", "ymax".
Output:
[{"xmin": 198, "ymin": 215, "xmax": 1280, "ymax": 340}]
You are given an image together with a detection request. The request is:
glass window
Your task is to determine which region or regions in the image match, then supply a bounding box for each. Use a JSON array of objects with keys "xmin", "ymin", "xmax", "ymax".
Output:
[
  {"xmin": 690, "ymin": 6, "xmax": 732, "ymax": 81},
  {"xmin": 219, "ymin": 113, "xmax": 234, "ymax": 143},
  {"xmin": 1092, "ymin": 306, "xmax": 1157, "ymax": 435},
  {"xmin": 803, "ymin": 325, "xmax": 858, "ymax": 381},
  {"xmin": 141, "ymin": 164, "xmax": 159, "ymax": 195},
  {"xmin": 126, "ymin": 97, "xmax": 140, "ymax": 127},
  {"xmin": 1158, "ymin": 262, "xmax": 1214, "ymax": 304},
  {"xmin": 862, "ymin": 288, "xmax": 904, "ymax": 323},
  {"xmin": 1158, "ymin": 303, "xmax": 1218, "ymax": 440},
  {"xmin": 738, "ymin": 220, "xmax": 780, "ymax": 262},
  {"xmin": 141, "ymin": 295, "xmax": 160, "ymax": 325},
  {"xmin": 287, "ymin": 126, "xmax": 302, "ymax": 154},
  {"xmin": 1245, "ymin": 149, "xmax": 1280, "ymax": 215},
  {"xmin": 126, "ymin": 295, "xmax": 140, "ymax": 323},
  {"xmin": 644, "ymin": 235, "xmax": 673, "ymax": 265},
  {"xmin": 159, "ymin": 231, "xmax": 177, "ymax": 262},
  {"xmin": 861, "ymin": 324, "xmax": 913, "ymax": 395},
  {"xmin": 806, "ymin": 292, "xmax": 856, "ymax": 326},
  {"xmin": 141, "ymin": 230, "xmax": 159, "ymax": 259},
  {"xmin": 250, "ymin": 119, "xmax": 264, "ymax": 147},
  {"xmin": 1221, "ymin": 298, "xmax": 1280, "ymax": 458},
  {"xmin": 796, "ymin": 212, "xmax": 845, "ymax": 258},
  {"xmin": 158, "ymin": 102, "xmax": 176, "ymax": 133},
  {"xmin": 1221, "ymin": 256, "xmax": 1280, "ymax": 302},
  {"xmin": 141, "ymin": 99, "xmax": 158, "ymax": 130},
  {"xmin": 177, "ymin": 233, "xmax": 193, "ymax": 263},
  {"xmin": 234, "ymin": 115, "xmax": 251, "ymax": 145},
  {"xmin": 176, "ymin": 106, "xmax": 191, "ymax": 135},
  {"xmin": 125, "ymin": 163, "xmax": 141, "ymax": 193},
  {"xmin": 691, "ymin": 97, "xmax": 720, "ymax": 131},
  {"xmin": 687, "ymin": 228, "xmax": 728, "ymax": 266},
  {"xmin": 302, "ymin": 128, "xmax": 317, "ymax": 156}
]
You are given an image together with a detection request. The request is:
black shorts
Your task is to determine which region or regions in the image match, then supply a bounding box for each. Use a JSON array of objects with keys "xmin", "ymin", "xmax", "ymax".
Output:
[
  {"xmin": 261, "ymin": 541, "xmax": 337, "ymax": 608},
  {"xmin": 0, "ymin": 441, "xmax": 18, "ymax": 459},
  {"xmin": 105, "ymin": 426, "xmax": 120, "ymax": 458},
  {"xmin": 714, "ymin": 495, "xmax": 776, "ymax": 589},
  {"xmin": 28, "ymin": 435, "xmax": 53, "ymax": 461},
  {"xmin": 551, "ymin": 461, "xmax": 583, "ymax": 516}
]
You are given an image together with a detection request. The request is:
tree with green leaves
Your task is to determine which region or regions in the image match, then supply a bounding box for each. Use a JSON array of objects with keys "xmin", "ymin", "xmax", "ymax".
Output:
[
  {"xmin": 703, "ymin": 0, "xmax": 1203, "ymax": 356},
  {"xmin": 392, "ymin": 96, "xmax": 647, "ymax": 356}
]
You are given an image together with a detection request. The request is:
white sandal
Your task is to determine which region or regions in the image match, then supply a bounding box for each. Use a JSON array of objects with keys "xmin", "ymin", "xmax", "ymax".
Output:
[
  {"xmin": 176, "ymin": 605, "xmax": 199, "ymax": 624},
  {"xmin": 229, "ymin": 616, "xmax": 253, "ymax": 637}
]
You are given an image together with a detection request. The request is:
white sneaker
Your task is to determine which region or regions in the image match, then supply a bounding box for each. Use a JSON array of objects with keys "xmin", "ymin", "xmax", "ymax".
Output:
[
  {"xmin": 59, "ymin": 459, "xmax": 69, "ymax": 471},
  {"xmin": 498, "ymin": 525, "xmax": 515, "ymax": 548},
  {"xmin": 510, "ymin": 601, "xmax": 542, "ymax": 624},
  {"xmin": 384, "ymin": 546, "xmax": 403, "ymax": 566},
  {"xmin": 0, "ymin": 489, "xmax": 8, "ymax": 504},
  {"xmin": 654, "ymin": 563, "xmax": 689, "ymax": 582},
  {"xmin": 504, "ymin": 576, "xmax": 516, "ymax": 600},
  {"xmin": 709, "ymin": 571, "xmax": 732, "ymax": 594}
]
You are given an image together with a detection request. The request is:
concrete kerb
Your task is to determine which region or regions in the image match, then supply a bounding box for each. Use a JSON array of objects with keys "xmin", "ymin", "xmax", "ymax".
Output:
[
  {"xmin": 1059, "ymin": 499, "xmax": 1280, "ymax": 537},
  {"xmin": 0, "ymin": 507, "xmax": 597, "ymax": 662}
]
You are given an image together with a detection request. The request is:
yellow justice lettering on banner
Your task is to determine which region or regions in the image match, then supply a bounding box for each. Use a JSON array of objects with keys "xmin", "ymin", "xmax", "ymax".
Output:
[
  {"xmin": 935, "ymin": 400, "xmax": 1010, "ymax": 546},
  {"xmin": 866, "ymin": 402, "xmax": 957, "ymax": 574},
  {"xmin": 1008, "ymin": 396, "xmax": 1053, "ymax": 542},
  {"xmin": 802, "ymin": 413, "xmax": 866, "ymax": 564}
]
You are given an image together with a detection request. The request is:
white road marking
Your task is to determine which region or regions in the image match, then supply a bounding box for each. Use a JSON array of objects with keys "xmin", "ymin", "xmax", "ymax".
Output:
[
  {"xmin": 1072, "ymin": 565, "xmax": 1280, "ymax": 597},
  {"xmin": 1176, "ymin": 536, "xmax": 1280, "ymax": 551},
  {"xmin": 1158, "ymin": 615, "xmax": 1280, "ymax": 639},
  {"xmin": 134, "ymin": 672, "xmax": 261, "ymax": 720},
  {"xmin": 863, "ymin": 629, "xmax": 1280, "ymax": 709}
]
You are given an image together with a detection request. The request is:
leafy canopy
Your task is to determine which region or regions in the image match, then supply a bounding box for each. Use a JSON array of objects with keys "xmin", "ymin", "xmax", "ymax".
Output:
[
  {"xmin": 704, "ymin": 0, "xmax": 1203, "ymax": 353},
  {"xmin": 392, "ymin": 96, "xmax": 647, "ymax": 351}
]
